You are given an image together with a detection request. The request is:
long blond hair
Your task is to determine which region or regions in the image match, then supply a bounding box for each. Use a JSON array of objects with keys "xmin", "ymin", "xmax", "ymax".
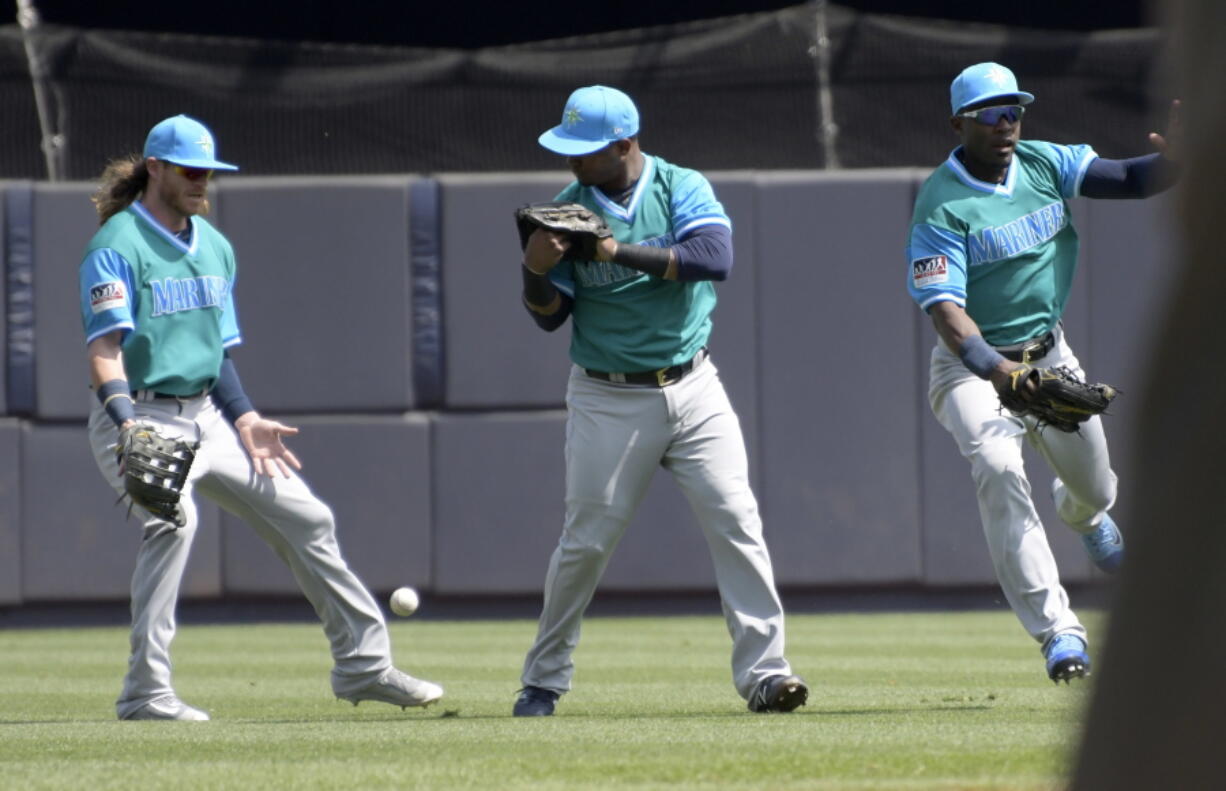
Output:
[{"xmin": 90, "ymin": 154, "xmax": 149, "ymax": 224}]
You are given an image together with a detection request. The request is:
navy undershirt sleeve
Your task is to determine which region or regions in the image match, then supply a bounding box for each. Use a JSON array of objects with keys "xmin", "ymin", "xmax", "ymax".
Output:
[
  {"xmin": 673, "ymin": 225, "xmax": 733, "ymax": 282},
  {"xmin": 210, "ymin": 353, "xmax": 256, "ymax": 424},
  {"xmin": 1081, "ymin": 153, "xmax": 1179, "ymax": 199}
]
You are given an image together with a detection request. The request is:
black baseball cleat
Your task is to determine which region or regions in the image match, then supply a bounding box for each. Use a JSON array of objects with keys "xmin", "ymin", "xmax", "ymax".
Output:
[
  {"xmin": 512, "ymin": 686, "xmax": 559, "ymax": 717},
  {"xmin": 748, "ymin": 674, "xmax": 809, "ymax": 713},
  {"xmin": 1045, "ymin": 633, "xmax": 1091, "ymax": 684}
]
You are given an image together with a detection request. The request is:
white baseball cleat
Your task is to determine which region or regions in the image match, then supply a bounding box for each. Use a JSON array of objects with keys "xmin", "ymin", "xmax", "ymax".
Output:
[
  {"xmin": 121, "ymin": 694, "xmax": 210, "ymax": 721},
  {"xmin": 340, "ymin": 667, "xmax": 444, "ymax": 710}
]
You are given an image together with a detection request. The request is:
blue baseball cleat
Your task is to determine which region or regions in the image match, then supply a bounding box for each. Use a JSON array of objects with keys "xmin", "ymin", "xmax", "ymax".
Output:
[
  {"xmin": 1045, "ymin": 633, "xmax": 1090, "ymax": 683},
  {"xmin": 1081, "ymin": 515, "xmax": 1124, "ymax": 574}
]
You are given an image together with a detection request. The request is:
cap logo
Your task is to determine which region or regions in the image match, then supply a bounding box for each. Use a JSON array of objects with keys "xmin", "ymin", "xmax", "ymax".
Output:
[
  {"xmin": 195, "ymin": 133, "xmax": 214, "ymax": 156},
  {"xmin": 563, "ymin": 106, "xmax": 583, "ymax": 128},
  {"xmin": 984, "ymin": 65, "xmax": 1010, "ymax": 87}
]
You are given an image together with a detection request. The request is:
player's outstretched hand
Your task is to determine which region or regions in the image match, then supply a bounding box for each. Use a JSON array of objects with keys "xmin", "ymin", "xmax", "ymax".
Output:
[
  {"xmin": 235, "ymin": 413, "xmax": 302, "ymax": 478},
  {"xmin": 1148, "ymin": 99, "xmax": 1182, "ymax": 163}
]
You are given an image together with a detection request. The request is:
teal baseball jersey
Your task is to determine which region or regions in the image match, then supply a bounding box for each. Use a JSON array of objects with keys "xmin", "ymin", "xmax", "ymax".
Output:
[
  {"xmin": 79, "ymin": 201, "xmax": 241, "ymax": 394},
  {"xmin": 906, "ymin": 139, "xmax": 1097, "ymax": 346},
  {"xmin": 548, "ymin": 155, "xmax": 732, "ymax": 372}
]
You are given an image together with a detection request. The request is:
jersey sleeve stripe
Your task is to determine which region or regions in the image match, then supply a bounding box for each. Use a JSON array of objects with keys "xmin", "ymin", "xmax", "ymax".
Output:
[
  {"xmin": 222, "ymin": 335, "xmax": 243, "ymax": 348},
  {"xmin": 918, "ymin": 293, "xmax": 965, "ymax": 311},
  {"xmin": 675, "ymin": 215, "xmax": 732, "ymax": 238},
  {"xmin": 1070, "ymin": 150, "xmax": 1099, "ymax": 198}
]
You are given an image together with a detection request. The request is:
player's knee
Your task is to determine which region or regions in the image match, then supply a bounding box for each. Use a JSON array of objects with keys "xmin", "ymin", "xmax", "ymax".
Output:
[
  {"xmin": 1075, "ymin": 482, "xmax": 1116, "ymax": 515},
  {"xmin": 559, "ymin": 503, "xmax": 629, "ymax": 559},
  {"xmin": 296, "ymin": 499, "xmax": 337, "ymax": 537}
]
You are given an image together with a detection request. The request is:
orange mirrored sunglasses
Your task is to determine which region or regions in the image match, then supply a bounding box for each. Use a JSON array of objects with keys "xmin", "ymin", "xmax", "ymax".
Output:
[{"xmin": 169, "ymin": 163, "xmax": 214, "ymax": 181}]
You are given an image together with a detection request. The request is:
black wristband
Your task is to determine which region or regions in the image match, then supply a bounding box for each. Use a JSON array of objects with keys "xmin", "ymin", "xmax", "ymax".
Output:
[
  {"xmin": 96, "ymin": 378, "xmax": 136, "ymax": 427},
  {"xmin": 522, "ymin": 262, "xmax": 559, "ymax": 308},
  {"xmin": 611, "ymin": 242, "xmax": 672, "ymax": 278}
]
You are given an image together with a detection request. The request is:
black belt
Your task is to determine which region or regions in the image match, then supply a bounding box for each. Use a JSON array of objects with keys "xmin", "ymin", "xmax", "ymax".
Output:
[
  {"xmin": 133, "ymin": 389, "xmax": 208, "ymax": 402},
  {"xmin": 585, "ymin": 348, "xmax": 708, "ymax": 387},
  {"xmin": 994, "ymin": 330, "xmax": 1056, "ymax": 363}
]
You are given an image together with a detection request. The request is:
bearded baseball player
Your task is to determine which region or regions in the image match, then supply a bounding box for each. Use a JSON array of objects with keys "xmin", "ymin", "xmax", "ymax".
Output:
[
  {"xmin": 80, "ymin": 115, "xmax": 443, "ymax": 720},
  {"xmin": 513, "ymin": 86, "xmax": 807, "ymax": 716},
  {"xmin": 907, "ymin": 64, "xmax": 1180, "ymax": 682}
]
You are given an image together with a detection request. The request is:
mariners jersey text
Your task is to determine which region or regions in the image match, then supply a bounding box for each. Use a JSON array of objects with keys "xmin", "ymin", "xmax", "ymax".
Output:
[
  {"xmin": 967, "ymin": 201, "xmax": 1065, "ymax": 265},
  {"xmin": 150, "ymin": 276, "xmax": 230, "ymax": 316}
]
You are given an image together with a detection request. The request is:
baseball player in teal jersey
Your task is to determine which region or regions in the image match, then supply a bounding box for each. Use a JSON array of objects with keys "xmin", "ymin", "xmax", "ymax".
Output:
[
  {"xmin": 513, "ymin": 86, "xmax": 806, "ymax": 717},
  {"xmin": 80, "ymin": 115, "xmax": 443, "ymax": 720},
  {"xmin": 907, "ymin": 64, "xmax": 1180, "ymax": 682}
]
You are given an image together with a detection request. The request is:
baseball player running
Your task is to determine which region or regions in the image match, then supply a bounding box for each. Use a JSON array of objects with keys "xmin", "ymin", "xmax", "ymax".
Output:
[
  {"xmin": 907, "ymin": 64, "xmax": 1180, "ymax": 682},
  {"xmin": 80, "ymin": 115, "xmax": 443, "ymax": 720},
  {"xmin": 513, "ymin": 86, "xmax": 806, "ymax": 716}
]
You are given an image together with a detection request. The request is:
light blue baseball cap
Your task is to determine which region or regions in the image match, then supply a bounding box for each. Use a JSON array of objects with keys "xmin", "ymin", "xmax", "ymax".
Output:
[
  {"xmin": 143, "ymin": 114, "xmax": 239, "ymax": 171},
  {"xmin": 538, "ymin": 85, "xmax": 639, "ymax": 156},
  {"xmin": 950, "ymin": 63, "xmax": 1035, "ymax": 114}
]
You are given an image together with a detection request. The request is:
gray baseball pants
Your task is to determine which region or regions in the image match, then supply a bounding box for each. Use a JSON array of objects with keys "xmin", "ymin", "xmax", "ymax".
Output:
[
  {"xmin": 928, "ymin": 325, "xmax": 1117, "ymax": 650},
  {"xmin": 520, "ymin": 357, "xmax": 793, "ymax": 700},
  {"xmin": 88, "ymin": 394, "xmax": 392, "ymax": 719}
]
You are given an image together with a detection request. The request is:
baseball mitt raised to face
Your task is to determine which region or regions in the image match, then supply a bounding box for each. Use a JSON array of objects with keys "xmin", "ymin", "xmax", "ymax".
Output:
[
  {"xmin": 515, "ymin": 201, "xmax": 612, "ymax": 261},
  {"xmin": 115, "ymin": 423, "xmax": 197, "ymax": 526},
  {"xmin": 997, "ymin": 364, "xmax": 1118, "ymax": 432}
]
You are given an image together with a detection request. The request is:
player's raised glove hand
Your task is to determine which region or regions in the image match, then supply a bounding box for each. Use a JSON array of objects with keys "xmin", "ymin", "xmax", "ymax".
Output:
[
  {"xmin": 515, "ymin": 202, "xmax": 613, "ymax": 263},
  {"xmin": 994, "ymin": 364, "xmax": 1118, "ymax": 433},
  {"xmin": 235, "ymin": 413, "xmax": 302, "ymax": 478},
  {"xmin": 115, "ymin": 422, "xmax": 197, "ymax": 526},
  {"xmin": 523, "ymin": 227, "xmax": 569, "ymax": 275}
]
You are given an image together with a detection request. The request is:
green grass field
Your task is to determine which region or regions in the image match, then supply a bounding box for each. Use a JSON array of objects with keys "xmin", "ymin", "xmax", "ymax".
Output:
[{"xmin": 0, "ymin": 610, "xmax": 1097, "ymax": 790}]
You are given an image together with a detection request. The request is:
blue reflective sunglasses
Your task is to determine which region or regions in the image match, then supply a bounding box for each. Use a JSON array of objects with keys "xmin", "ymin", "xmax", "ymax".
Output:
[{"xmin": 958, "ymin": 104, "xmax": 1025, "ymax": 125}]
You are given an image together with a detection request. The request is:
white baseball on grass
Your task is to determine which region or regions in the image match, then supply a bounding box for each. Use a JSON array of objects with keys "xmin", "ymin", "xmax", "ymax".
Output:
[{"xmin": 390, "ymin": 586, "xmax": 420, "ymax": 616}]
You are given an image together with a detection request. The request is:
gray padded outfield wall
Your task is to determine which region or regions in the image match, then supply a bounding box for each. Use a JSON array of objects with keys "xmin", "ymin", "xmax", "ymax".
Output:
[
  {"xmin": 32, "ymin": 183, "xmax": 113, "ymax": 420},
  {"xmin": 756, "ymin": 170, "xmax": 925, "ymax": 586},
  {"xmin": 1082, "ymin": 192, "xmax": 1178, "ymax": 526},
  {"xmin": 0, "ymin": 184, "xmax": 7, "ymax": 416},
  {"xmin": 0, "ymin": 420, "xmax": 19, "ymax": 604},
  {"xmin": 437, "ymin": 173, "xmax": 573, "ymax": 410},
  {"xmin": 214, "ymin": 177, "xmax": 419, "ymax": 414},
  {"xmin": 1, "ymin": 170, "xmax": 1178, "ymax": 604}
]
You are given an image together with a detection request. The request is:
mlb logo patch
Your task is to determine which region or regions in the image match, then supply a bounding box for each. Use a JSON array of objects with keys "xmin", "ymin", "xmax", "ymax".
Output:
[
  {"xmin": 911, "ymin": 255, "xmax": 948, "ymax": 288},
  {"xmin": 90, "ymin": 281, "xmax": 127, "ymax": 314}
]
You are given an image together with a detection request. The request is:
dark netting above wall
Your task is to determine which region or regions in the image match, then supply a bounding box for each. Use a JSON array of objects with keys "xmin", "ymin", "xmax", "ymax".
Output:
[{"xmin": 0, "ymin": 4, "xmax": 1165, "ymax": 179}]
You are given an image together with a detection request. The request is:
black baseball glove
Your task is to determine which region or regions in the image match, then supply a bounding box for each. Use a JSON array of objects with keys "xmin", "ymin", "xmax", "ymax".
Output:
[
  {"xmin": 115, "ymin": 423, "xmax": 197, "ymax": 526},
  {"xmin": 997, "ymin": 364, "xmax": 1118, "ymax": 432},
  {"xmin": 515, "ymin": 201, "xmax": 612, "ymax": 261}
]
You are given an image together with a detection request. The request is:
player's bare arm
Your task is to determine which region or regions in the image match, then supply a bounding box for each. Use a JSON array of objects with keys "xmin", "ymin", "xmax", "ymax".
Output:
[
  {"xmin": 87, "ymin": 331, "xmax": 136, "ymax": 430},
  {"xmin": 87, "ymin": 331, "xmax": 128, "ymax": 388},
  {"xmin": 929, "ymin": 301, "xmax": 1030, "ymax": 393}
]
